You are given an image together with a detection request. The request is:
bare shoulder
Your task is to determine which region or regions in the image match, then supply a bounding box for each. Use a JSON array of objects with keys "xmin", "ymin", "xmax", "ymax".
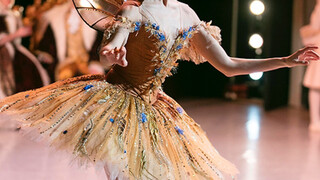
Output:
[
  {"xmin": 117, "ymin": 2, "xmax": 142, "ymax": 22},
  {"xmin": 178, "ymin": 1, "xmax": 201, "ymax": 25}
]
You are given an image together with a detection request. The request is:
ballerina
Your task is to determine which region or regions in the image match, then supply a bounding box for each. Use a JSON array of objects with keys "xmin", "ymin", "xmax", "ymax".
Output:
[{"xmin": 0, "ymin": 0, "xmax": 319, "ymax": 179}]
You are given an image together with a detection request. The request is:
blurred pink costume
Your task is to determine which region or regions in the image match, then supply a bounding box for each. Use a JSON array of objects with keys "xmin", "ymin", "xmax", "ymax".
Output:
[
  {"xmin": 301, "ymin": 0, "xmax": 320, "ymax": 131},
  {"xmin": 301, "ymin": 0, "xmax": 320, "ymax": 88}
]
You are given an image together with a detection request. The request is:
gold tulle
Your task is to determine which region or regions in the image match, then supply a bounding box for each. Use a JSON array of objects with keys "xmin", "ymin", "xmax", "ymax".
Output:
[{"xmin": 0, "ymin": 75, "xmax": 238, "ymax": 179}]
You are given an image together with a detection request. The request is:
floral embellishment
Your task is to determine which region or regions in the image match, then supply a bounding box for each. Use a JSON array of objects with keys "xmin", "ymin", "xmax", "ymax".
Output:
[
  {"xmin": 176, "ymin": 44, "xmax": 183, "ymax": 50},
  {"xmin": 182, "ymin": 31, "xmax": 189, "ymax": 40},
  {"xmin": 141, "ymin": 113, "xmax": 148, "ymax": 123},
  {"xmin": 154, "ymin": 31, "xmax": 166, "ymax": 42},
  {"xmin": 134, "ymin": 22, "xmax": 141, "ymax": 31},
  {"xmin": 110, "ymin": 118, "xmax": 115, "ymax": 123},
  {"xmin": 145, "ymin": 24, "xmax": 197, "ymax": 93},
  {"xmin": 154, "ymin": 67, "xmax": 162, "ymax": 75},
  {"xmin": 160, "ymin": 45, "xmax": 167, "ymax": 53},
  {"xmin": 83, "ymin": 85, "xmax": 94, "ymax": 91},
  {"xmin": 177, "ymin": 107, "xmax": 183, "ymax": 114},
  {"xmin": 151, "ymin": 23, "xmax": 160, "ymax": 30},
  {"xmin": 175, "ymin": 126, "xmax": 184, "ymax": 135},
  {"xmin": 152, "ymin": 23, "xmax": 157, "ymax": 28},
  {"xmin": 145, "ymin": 22, "xmax": 167, "ymax": 42}
]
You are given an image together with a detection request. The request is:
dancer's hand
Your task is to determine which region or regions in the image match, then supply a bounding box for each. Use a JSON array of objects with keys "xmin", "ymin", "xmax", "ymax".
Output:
[
  {"xmin": 99, "ymin": 46, "xmax": 128, "ymax": 68},
  {"xmin": 284, "ymin": 46, "xmax": 319, "ymax": 67},
  {"xmin": 37, "ymin": 52, "xmax": 54, "ymax": 64}
]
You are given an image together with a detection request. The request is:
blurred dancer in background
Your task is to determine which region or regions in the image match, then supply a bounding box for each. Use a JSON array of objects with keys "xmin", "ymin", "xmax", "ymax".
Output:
[
  {"xmin": 32, "ymin": 0, "xmax": 104, "ymax": 82},
  {"xmin": 0, "ymin": 0, "xmax": 49, "ymax": 99},
  {"xmin": 24, "ymin": 0, "xmax": 67, "ymax": 52},
  {"xmin": 301, "ymin": 0, "xmax": 320, "ymax": 132}
]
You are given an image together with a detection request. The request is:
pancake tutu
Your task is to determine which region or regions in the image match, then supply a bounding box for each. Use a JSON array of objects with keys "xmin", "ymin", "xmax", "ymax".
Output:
[
  {"xmin": 0, "ymin": 74, "xmax": 238, "ymax": 179},
  {"xmin": 0, "ymin": 0, "xmax": 238, "ymax": 179}
]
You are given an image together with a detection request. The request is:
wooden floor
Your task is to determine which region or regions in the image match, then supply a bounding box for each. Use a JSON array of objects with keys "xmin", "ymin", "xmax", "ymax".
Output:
[{"xmin": 0, "ymin": 99, "xmax": 319, "ymax": 180}]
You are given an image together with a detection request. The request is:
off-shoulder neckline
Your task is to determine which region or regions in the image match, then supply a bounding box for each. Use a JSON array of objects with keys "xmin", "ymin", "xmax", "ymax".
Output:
[{"xmin": 131, "ymin": 20, "xmax": 200, "ymax": 42}]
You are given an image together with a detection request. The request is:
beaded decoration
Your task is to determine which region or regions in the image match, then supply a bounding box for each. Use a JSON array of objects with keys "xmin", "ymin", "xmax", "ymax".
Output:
[{"xmin": 0, "ymin": 15, "xmax": 239, "ymax": 180}]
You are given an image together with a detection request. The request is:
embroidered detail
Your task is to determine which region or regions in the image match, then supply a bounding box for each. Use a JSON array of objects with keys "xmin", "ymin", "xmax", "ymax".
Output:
[
  {"xmin": 177, "ymin": 107, "xmax": 183, "ymax": 114},
  {"xmin": 141, "ymin": 113, "xmax": 147, "ymax": 123},
  {"xmin": 146, "ymin": 24, "xmax": 196, "ymax": 93},
  {"xmin": 84, "ymin": 85, "xmax": 94, "ymax": 91},
  {"xmin": 101, "ymin": 18, "xmax": 217, "ymax": 94},
  {"xmin": 110, "ymin": 118, "xmax": 115, "ymax": 123},
  {"xmin": 180, "ymin": 21, "xmax": 222, "ymax": 65},
  {"xmin": 134, "ymin": 22, "xmax": 141, "ymax": 31},
  {"xmin": 175, "ymin": 126, "xmax": 184, "ymax": 135}
]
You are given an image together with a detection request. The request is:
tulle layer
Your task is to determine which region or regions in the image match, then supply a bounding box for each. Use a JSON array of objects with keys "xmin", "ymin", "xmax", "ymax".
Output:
[{"xmin": 0, "ymin": 75, "xmax": 238, "ymax": 180}]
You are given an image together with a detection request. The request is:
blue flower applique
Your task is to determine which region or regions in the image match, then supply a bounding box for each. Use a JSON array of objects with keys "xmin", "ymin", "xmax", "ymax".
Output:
[
  {"xmin": 152, "ymin": 23, "xmax": 157, "ymax": 28},
  {"xmin": 83, "ymin": 85, "xmax": 94, "ymax": 91},
  {"xmin": 154, "ymin": 67, "xmax": 162, "ymax": 75},
  {"xmin": 176, "ymin": 44, "xmax": 183, "ymax": 50},
  {"xmin": 177, "ymin": 107, "xmax": 184, "ymax": 114},
  {"xmin": 134, "ymin": 22, "xmax": 141, "ymax": 31},
  {"xmin": 110, "ymin": 118, "xmax": 115, "ymax": 123},
  {"xmin": 175, "ymin": 126, "xmax": 184, "ymax": 135},
  {"xmin": 182, "ymin": 31, "xmax": 189, "ymax": 40},
  {"xmin": 141, "ymin": 113, "xmax": 148, "ymax": 123},
  {"xmin": 158, "ymin": 33, "xmax": 166, "ymax": 42},
  {"xmin": 160, "ymin": 45, "xmax": 167, "ymax": 53}
]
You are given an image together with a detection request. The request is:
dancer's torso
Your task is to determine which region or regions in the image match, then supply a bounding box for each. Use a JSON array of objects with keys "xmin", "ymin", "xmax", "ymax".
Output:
[{"xmin": 105, "ymin": 2, "xmax": 196, "ymax": 104}]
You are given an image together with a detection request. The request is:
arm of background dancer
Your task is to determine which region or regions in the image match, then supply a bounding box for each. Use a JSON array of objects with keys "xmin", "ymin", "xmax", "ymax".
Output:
[
  {"xmin": 0, "ymin": 26, "xmax": 32, "ymax": 46},
  {"xmin": 191, "ymin": 28, "xmax": 319, "ymax": 77}
]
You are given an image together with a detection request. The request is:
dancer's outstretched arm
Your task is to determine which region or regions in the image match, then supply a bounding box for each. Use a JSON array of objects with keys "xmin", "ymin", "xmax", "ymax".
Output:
[
  {"xmin": 192, "ymin": 28, "xmax": 319, "ymax": 77},
  {"xmin": 183, "ymin": 6, "xmax": 319, "ymax": 77}
]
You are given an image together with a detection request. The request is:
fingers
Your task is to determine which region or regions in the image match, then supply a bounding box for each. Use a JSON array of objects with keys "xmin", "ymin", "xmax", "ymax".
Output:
[
  {"xmin": 99, "ymin": 45, "xmax": 112, "ymax": 56},
  {"xmin": 100, "ymin": 46, "xmax": 128, "ymax": 67},
  {"xmin": 306, "ymin": 45, "xmax": 318, "ymax": 50},
  {"xmin": 115, "ymin": 47, "xmax": 120, "ymax": 60},
  {"xmin": 118, "ymin": 58, "xmax": 128, "ymax": 67},
  {"xmin": 298, "ymin": 50, "xmax": 320, "ymax": 61},
  {"xmin": 306, "ymin": 50, "xmax": 320, "ymax": 60},
  {"xmin": 300, "ymin": 45, "xmax": 318, "ymax": 53},
  {"xmin": 117, "ymin": 47, "xmax": 128, "ymax": 67}
]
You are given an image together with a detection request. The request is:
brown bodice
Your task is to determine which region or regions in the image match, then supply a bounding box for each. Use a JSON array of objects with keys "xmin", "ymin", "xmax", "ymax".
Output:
[
  {"xmin": 105, "ymin": 21, "xmax": 197, "ymax": 103},
  {"xmin": 103, "ymin": 17, "xmax": 222, "ymax": 103},
  {"xmin": 106, "ymin": 25, "xmax": 159, "ymax": 89}
]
